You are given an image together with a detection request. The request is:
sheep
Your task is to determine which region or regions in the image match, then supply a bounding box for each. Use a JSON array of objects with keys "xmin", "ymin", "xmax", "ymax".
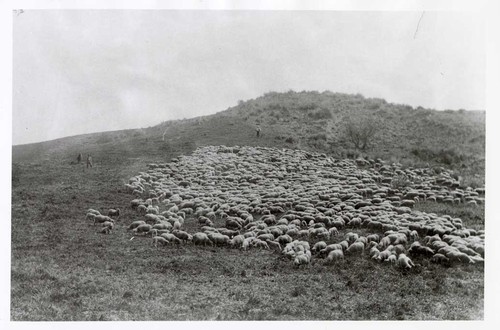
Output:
[
  {"xmin": 366, "ymin": 234, "xmax": 380, "ymax": 244},
  {"xmin": 267, "ymin": 240, "xmax": 282, "ymax": 251},
  {"xmin": 87, "ymin": 209, "xmax": 101, "ymax": 215},
  {"xmin": 446, "ymin": 250, "xmax": 475, "ymax": 264},
  {"xmin": 229, "ymin": 235, "xmax": 245, "ymax": 248},
  {"xmin": 152, "ymin": 223, "xmax": 172, "ymax": 231},
  {"xmin": 172, "ymin": 230, "xmax": 192, "ymax": 243},
  {"xmin": 152, "ymin": 236, "xmax": 169, "ymax": 247},
  {"xmin": 312, "ymin": 241, "xmax": 327, "ymax": 253},
  {"xmin": 294, "ymin": 253, "xmax": 311, "ymax": 266},
  {"xmin": 376, "ymin": 248, "xmax": 394, "ymax": 262},
  {"xmin": 252, "ymin": 239, "xmax": 270, "ymax": 250},
  {"xmin": 409, "ymin": 230, "xmax": 419, "ymax": 241},
  {"xmin": 320, "ymin": 244, "xmax": 343, "ymax": 257},
  {"xmin": 101, "ymin": 221, "xmax": 114, "ymax": 230},
  {"xmin": 369, "ymin": 246, "xmax": 380, "ymax": 258},
  {"xmin": 173, "ymin": 220, "xmax": 182, "ymax": 231},
  {"xmin": 326, "ymin": 249, "xmax": 344, "ymax": 263},
  {"xmin": 408, "ymin": 241, "xmax": 434, "ymax": 257},
  {"xmin": 108, "ymin": 208, "xmax": 120, "ymax": 217},
  {"xmin": 128, "ymin": 220, "xmax": 146, "ymax": 230},
  {"xmin": 345, "ymin": 242, "xmax": 365, "ymax": 255},
  {"xmin": 338, "ymin": 240, "xmax": 349, "ymax": 251},
  {"xmin": 385, "ymin": 254, "xmax": 397, "ymax": 263},
  {"xmin": 277, "ymin": 234, "xmax": 293, "ymax": 245},
  {"xmin": 431, "ymin": 253, "xmax": 450, "ymax": 264},
  {"xmin": 345, "ymin": 232, "xmax": 359, "ymax": 244},
  {"xmin": 257, "ymin": 233, "xmax": 275, "ymax": 242},
  {"xmin": 100, "ymin": 227, "xmax": 112, "ymax": 235},
  {"xmin": 160, "ymin": 233, "xmax": 183, "ymax": 244},
  {"xmin": 133, "ymin": 224, "xmax": 152, "ymax": 235},
  {"xmin": 209, "ymin": 233, "xmax": 231, "ymax": 246},
  {"xmin": 137, "ymin": 204, "xmax": 148, "ymax": 215},
  {"xmin": 192, "ymin": 232, "xmax": 213, "ymax": 246},
  {"xmin": 397, "ymin": 254, "xmax": 415, "ymax": 269},
  {"xmin": 93, "ymin": 215, "xmax": 114, "ymax": 226},
  {"xmin": 328, "ymin": 227, "xmax": 339, "ymax": 236}
]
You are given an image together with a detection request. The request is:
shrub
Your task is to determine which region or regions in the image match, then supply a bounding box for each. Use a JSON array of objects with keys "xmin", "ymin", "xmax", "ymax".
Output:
[{"xmin": 344, "ymin": 116, "xmax": 379, "ymax": 150}]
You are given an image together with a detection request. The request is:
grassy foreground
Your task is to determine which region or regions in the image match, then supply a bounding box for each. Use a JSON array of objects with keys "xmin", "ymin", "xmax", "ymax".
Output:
[{"xmin": 11, "ymin": 146, "xmax": 484, "ymax": 321}]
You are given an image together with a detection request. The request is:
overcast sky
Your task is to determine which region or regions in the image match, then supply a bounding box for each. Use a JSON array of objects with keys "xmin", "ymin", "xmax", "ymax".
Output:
[{"xmin": 12, "ymin": 10, "xmax": 485, "ymax": 145}]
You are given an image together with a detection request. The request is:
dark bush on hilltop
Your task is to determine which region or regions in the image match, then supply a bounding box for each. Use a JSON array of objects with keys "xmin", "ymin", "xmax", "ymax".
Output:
[
  {"xmin": 411, "ymin": 148, "xmax": 465, "ymax": 166},
  {"xmin": 344, "ymin": 117, "xmax": 379, "ymax": 150}
]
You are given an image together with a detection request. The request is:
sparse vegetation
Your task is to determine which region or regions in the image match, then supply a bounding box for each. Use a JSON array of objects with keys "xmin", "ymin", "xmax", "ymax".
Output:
[{"xmin": 11, "ymin": 90, "xmax": 484, "ymax": 320}]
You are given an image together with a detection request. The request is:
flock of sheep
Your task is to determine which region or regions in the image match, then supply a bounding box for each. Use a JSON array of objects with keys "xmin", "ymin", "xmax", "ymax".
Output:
[{"xmin": 87, "ymin": 145, "xmax": 485, "ymax": 268}]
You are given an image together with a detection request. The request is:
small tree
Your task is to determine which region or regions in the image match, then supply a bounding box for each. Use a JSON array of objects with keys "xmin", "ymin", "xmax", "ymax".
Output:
[{"xmin": 345, "ymin": 117, "xmax": 379, "ymax": 150}]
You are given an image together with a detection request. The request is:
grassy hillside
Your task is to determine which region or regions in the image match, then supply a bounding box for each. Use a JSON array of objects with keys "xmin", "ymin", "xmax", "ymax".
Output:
[
  {"xmin": 14, "ymin": 90, "xmax": 485, "ymax": 181},
  {"xmin": 11, "ymin": 91, "xmax": 485, "ymax": 320}
]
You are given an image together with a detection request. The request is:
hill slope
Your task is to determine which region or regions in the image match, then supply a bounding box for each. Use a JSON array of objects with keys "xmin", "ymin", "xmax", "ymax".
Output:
[{"xmin": 13, "ymin": 90, "xmax": 485, "ymax": 180}]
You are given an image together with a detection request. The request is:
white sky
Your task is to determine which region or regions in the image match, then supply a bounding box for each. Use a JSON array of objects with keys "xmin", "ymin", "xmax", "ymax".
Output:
[{"xmin": 12, "ymin": 10, "xmax": 485, "ymax": 145}]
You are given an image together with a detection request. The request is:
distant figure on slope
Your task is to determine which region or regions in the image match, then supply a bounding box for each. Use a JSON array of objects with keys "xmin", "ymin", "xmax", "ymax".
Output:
[
  {"xmin": 86, "ymin": 154, "xmax": 93, "ymax": 168},
  {"xmin": 256, "ymin": 126, "xmax": 261, "ymax": 138},
  {"xmin": 77, "ymin": 153, "xmax": 82, "ymax": 164}
]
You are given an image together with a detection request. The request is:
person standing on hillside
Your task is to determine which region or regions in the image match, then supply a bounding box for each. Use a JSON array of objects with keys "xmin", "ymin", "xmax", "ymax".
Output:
[
  {"xmin": 77, "ymin": 153, "xmax": 82, "ymax": 164},
  {"xmin": 256, "ymin": 126, "xmax": 261, "ymax": 138},
  {"xmin": 86, "ymin": 154, "xmax": 93, "ymax": 168}
]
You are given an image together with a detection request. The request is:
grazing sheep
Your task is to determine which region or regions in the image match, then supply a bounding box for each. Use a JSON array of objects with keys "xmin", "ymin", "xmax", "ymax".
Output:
[
  {"xmin": 338, "ymin": 240, "xmax": 349, "ymax": 251},
  {"xmin": 431, "ymin": 253, "xmax": 450, "ymax": 264},
  {"xmin": 160, "ymin": 233, "xmax": 183, "ymax": 244},
  {"xmin": 152, "ymin": 236, "xmax": 169, "ymax": 247},
  {"xmin": 93, "ymin": 215, "xmax": 114, "ymax": 226},
  {"xmin": 192, "ymin": 232, "xmax": 213, "ymax": 246},
  {"xmin": 328, "ymin": 227, "xmax": 339, "ymax": 236},
  {"xmin": 267, "ymin": 240, "xmax": 282, "ymax": 251},
  {"xmin": 100, "ymin": 227, "xmax": 112, "ymax": 235},
  {"xmin": 369, "ymin": 246, "xmax": 380, "ymax": 258},
  {"xmin": 128, "ymin": 220, "xmax": 146, "ymax": 230},
  {"xmin": 229, "ymin": 235, "xmax": 245, "ymax": 248},
  {"xmin": 366, "ymin": 234, "xmax": 380, "ymax": 244},
  {"xmin": 252, "ymin": 239, "xmax": 270, "ymax": 250},
  {"xmin": 152, "ymin": 223, "xmax": 172, "ymax": 231},
  {"xmin": 137, "ymin": 204, "xmax": 148, "ymax": 215},
  {"xmin": 345, "ymin": 232, "xmax": 359, "ymax": 244},
  {"xmin": 209, "ymin": 233, "xmax": 231, "ymax": 246},
  {"xmin": 108, "ymin": 208, "xmax": 120, "ymax": 217},
  {"xmin": 173, "ymin": 220, "xmax": 182, "ymax": 231},
  {"xmin": 326, "ymin": 249, "xmax": 344, "ymax": 263},
  {"xmin": 87, "ymin": 209, "xmax": 101, "ymax": 215},
  {"xmin": 101, "ymin": 221, "xmax": 114, "ymax": 230},
  {"xmin": 345, "ymin": 242, "xmax": 365, "ymax": 255},
  {"xmin": 376, "ymin": 248, "xmax": 394, "ymax": 262},
  {"xmin": 397, "ymin": 254, "xmax": 415, "ymax": 269},
  {"xmin": 408, "ymin": 241, "xmax": 435, "ymax": 257},
  {"xmin": 312, "ymin": 241, "xmax": 327, "ymax": 253},
  {"xmin": 294, "ymin": 253, "xmax": 311, "ymax": 266},
  {"xmin": 133, "ymin": 224, "xmax": 152, "ymax": 235},
  {"xmin": 277, "ymin": 234, "xmax": 293, "ymax": 245},
  {"xmin": 172, "ymin": 230, "xmax": 192, "ymax": 243},
  {"xmin": 385, "ymin": 254, "xmax": 397, "ymax": 263}
]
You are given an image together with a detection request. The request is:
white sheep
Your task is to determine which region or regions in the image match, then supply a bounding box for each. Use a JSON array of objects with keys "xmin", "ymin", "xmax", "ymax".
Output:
[
  {"xmin": 397, "ymin": 254, "xmax": 415, "ymax": 269},
  {"xmin": 326, "ymin": 249, "xmax": 344, "ymax": 263}
]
